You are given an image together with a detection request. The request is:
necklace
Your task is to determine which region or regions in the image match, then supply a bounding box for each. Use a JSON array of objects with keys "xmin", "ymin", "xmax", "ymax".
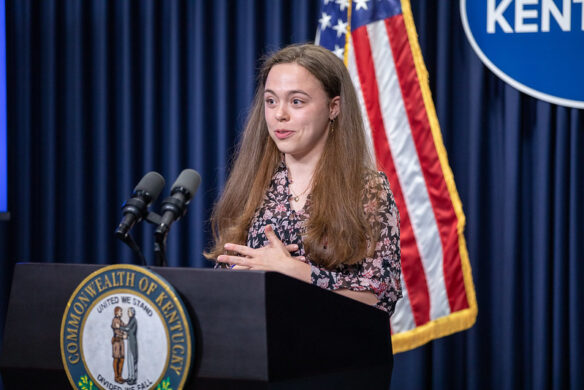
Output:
[
  {"xmin": 287, "ymin": 167, "xmax": 313, "ymax": 203},
  {"xmin": 289, "ymin": 184, "xmax": 311, "ymax": 203}
]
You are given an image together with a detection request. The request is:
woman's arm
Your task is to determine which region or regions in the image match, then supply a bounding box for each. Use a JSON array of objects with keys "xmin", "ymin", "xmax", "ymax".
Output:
[
  {"xmin": 310, "ymin": 172, "xmax": 402, "ymax": 314},
  {"xmin": 334, "ymin": 289, "xmax": 379, "ymax": 306}
]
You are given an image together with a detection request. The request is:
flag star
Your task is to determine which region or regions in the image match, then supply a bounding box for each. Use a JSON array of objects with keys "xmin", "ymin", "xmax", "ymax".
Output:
[
  {"xmin": 332, "ymin": 18, "xmax": 348, "ymax": 38},
  {"xmin": 354, "ymin": 0, "xmax": 369, "ymax": 11},
  {"xmin": 336, "ymin": 0, "xmax": 350, "ymax": 11},
  {"xmin": 319, "ymin": 12, "xmax": 332, "ymax": 31},
  {"xmin": 333, "ymin": 44, "xmax": 345, "ymax": 59}
]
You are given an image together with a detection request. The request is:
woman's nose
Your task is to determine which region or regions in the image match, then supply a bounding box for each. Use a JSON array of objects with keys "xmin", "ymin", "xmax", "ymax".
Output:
[{"xmin": 275, "ymin": 105, "xmax": 289, "ymax": 121}]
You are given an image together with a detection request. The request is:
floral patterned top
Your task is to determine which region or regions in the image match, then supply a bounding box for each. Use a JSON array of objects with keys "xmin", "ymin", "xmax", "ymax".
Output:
[{"xmin": 221, "ymin": 162, "xmax": 402, "ymax": 315}]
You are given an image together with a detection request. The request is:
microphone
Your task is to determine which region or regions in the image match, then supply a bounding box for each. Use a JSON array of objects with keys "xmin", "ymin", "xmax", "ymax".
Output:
[
  {"xmin": 154, "ymin": 169, "xmax": 201, "ymax": 237},
  {"xmin": 115, "ymin": 171, "xmax": 166, "ymax": 239}
]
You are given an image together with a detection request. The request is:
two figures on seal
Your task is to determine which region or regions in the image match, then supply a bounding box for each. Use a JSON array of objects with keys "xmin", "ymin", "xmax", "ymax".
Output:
[{"xmin": 111, "ymin": 306, "xmax": 138, "ymax": 385}]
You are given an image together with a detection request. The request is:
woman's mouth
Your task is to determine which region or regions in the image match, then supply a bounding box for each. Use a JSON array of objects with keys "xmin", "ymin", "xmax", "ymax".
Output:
[{"xmin": 274, "ymin": 129, "xmax": 295, "ymax": 140}]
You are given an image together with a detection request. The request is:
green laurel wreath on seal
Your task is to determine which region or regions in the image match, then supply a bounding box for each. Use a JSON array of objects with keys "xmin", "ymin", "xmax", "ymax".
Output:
[
  {"xmin": 156, "ymin": 377, "xmax": 173, "ymax": 390},
  {"xmin": 78, "ymin": 375, "xmax": 95, "ymax": 390}
]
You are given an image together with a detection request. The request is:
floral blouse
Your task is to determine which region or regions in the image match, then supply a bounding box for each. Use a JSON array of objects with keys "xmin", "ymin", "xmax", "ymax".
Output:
[
  {"xmin": 216, "ymin": 162, "xmax": 402, "ymax": 316},
  {"xmin": 222, "ymin": 162, "xmax": 402, "ymax": 315}
]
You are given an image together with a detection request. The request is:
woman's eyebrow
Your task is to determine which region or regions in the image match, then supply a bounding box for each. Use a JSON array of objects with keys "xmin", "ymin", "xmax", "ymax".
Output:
[{"xmin": 264, "ymin": 88, "xmax": 311, "ymax": 97}]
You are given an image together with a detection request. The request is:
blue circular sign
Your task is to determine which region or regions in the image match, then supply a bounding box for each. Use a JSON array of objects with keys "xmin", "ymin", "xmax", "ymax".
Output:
[{"xmin": 461, "ymin": 0, "xmax": 584, "ymax": 108}]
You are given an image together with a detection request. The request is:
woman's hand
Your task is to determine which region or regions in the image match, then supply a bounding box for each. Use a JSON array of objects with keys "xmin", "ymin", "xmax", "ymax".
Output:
[{"xmin": 217, "ymin": 225, "xmax": 311, "ymax": 282}]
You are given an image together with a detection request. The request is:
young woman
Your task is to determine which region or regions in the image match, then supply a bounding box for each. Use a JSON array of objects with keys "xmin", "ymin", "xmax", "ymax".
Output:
[{"xmin": 205, "ymin": 44, "xmax": 402, "ymax": 315}]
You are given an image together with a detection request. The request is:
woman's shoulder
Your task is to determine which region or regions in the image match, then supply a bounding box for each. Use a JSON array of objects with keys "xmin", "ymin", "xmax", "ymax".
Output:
[{"xmin": 362, "ymin": 169, "xmax": 392, "ymax": 196}]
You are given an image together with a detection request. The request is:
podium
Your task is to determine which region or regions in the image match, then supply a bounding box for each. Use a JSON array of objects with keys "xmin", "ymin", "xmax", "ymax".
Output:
[{"xmin": 0, "ymin": 263, "xmax": 393, "ymax": 389}]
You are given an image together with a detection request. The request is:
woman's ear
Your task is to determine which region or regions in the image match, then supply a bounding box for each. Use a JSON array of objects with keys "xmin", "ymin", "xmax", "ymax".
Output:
[{"xmin": 329, "ymin": 96, "xmax": 341, "ymax": 120}]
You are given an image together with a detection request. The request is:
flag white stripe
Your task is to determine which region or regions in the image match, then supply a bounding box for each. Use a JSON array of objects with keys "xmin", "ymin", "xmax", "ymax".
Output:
[
  {"xmin": 391, "ymin": 273, "xmax": 416, "ymax": 331},
  {"xmin": 349, "ymin": 38, "xmax": 418, "ymax": 330},
  {"xmin": 347, "ymin": 39, "xmax": 376, "ymax": 165},
  {"xmin": 367, "ymin": 21, "xmax": 450, "ymax": 320}
]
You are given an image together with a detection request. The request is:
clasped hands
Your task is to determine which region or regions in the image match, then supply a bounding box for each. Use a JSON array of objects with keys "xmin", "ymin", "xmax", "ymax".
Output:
[{"xmin": 217, "ymin": 225, "xmax": 311, "ymax": 282}]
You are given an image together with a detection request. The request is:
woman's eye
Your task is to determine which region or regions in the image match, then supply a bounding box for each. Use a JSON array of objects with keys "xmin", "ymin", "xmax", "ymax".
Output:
[
  {"xmin": 292, "ymin": 98, "xmax": 303, "ymax": 105},
  {"xmin": 265, "ymin": 98, "xmax": 275, "ymax": 105}
]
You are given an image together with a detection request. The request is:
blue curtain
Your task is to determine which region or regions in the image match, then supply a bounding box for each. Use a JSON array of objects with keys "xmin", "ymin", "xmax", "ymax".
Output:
[{"xmin": 0, "ymin": 1, "xmax": 582, "ymax": 390}]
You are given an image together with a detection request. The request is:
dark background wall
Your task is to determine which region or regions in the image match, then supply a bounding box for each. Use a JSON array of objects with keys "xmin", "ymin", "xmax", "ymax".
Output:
[{"xmin": 0, "ymin": 1, "xmax": 582, "ymax": 389}]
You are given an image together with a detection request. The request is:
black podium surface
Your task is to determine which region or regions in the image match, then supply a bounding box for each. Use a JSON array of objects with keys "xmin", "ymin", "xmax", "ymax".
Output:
[{"xmin": 0, "ymin": 263, "xmax": 393, "ymax": 389}]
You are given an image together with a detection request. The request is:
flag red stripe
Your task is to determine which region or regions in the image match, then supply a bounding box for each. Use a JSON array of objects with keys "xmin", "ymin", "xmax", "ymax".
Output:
[
  {"xmin": 385, "ymin": 15, "xmax": 468, "ymax": 311},
  {"xmin": 352, "ymin": 25, "xmax": 431, "ymax": 326}
]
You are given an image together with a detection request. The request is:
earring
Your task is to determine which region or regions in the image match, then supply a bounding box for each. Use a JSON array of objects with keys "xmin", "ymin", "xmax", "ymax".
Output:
[{"xmin": 329, "ymin": 118, "xmax": 335, "ymax": 135}]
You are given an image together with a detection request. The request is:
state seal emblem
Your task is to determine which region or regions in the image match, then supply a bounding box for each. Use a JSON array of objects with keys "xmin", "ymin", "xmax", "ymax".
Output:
[{"xmin": 60, "ymin": 265, "xmax": 193, "ymax": 390}]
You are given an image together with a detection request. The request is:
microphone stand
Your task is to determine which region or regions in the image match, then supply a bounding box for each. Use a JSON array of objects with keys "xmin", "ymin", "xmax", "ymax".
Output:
[
  {"xmin": 146, "ymin": 211, "xmax": 168, "ymax": 267},
  {"xmin": 153, "ymin": 216, "xmax": 173, "ymax": 267},
  {"xmin": 153, "ymin": 233, "xmax": 169, "ymax": 267}
]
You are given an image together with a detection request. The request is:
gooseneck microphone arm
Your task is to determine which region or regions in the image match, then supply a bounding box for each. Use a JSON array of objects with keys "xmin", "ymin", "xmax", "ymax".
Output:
[
  {"xmin": 117, "ymin": 233, "xmax": 148, "ymax": 266},
  {"xmin": 154, "ymin": 237, "xmax": 169, "ymax": 268}
]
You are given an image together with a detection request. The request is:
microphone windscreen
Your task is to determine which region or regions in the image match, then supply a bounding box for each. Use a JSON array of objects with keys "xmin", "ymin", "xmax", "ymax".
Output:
[
  {"xmin": 134, "ymin": 171, "xmax": 166, "ymax": 201},
  {"xmin": 172, "ymin": 169, "xmax": 201, "ymax": 197}
]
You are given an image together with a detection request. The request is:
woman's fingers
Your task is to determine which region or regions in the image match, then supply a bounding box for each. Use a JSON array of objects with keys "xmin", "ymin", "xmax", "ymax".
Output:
[
  {"xmin": 284, "ymin": 244, "xmax": 299, "ymax": 253},
  {"xmin": 218, "ymin": 254, "xmax": 249, "ymax": 266},
  {"xmin": 224, "ymin": 226, "xmax": 299, "ymax": 256},
  {"xmin": 225, "ymin": 241, "xmax": 298, "ymax": 255},
  {"xmin": 231, "ymin": 265, "xmax": 250, "ymax": 270},
  {"xmin": 219, "ymin": 228, "xmax": 303, "ymax": 273},
  {"xmin": 223, "ymin": 242, "xmax": 255, "ymax": 256},
  {"xmin": 265, "ymin": 225, "xmax": 286, "ymax": 249}
]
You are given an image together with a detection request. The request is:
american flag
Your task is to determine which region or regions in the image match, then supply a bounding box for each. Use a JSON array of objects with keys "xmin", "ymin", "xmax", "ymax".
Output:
[{"xmin": 317, "ymin": 0, "xmax": 477, "ymax": 353}]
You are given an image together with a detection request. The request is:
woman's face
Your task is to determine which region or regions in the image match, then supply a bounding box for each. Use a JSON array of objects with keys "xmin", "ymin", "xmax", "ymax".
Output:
[{"xmin": 264, "ymin": 63, "xmax": 339, "ymax": 163}]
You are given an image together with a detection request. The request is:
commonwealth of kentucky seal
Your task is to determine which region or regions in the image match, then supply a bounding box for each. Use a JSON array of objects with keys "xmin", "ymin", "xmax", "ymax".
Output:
[{"xmin": 60, "ymin": 265, "xmax": 193, "ymax": 390}]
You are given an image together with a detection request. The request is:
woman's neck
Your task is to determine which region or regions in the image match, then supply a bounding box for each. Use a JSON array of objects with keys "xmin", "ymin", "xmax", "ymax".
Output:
[
  {"xmin": 284, "ymin": 152, "xmax": 320, "ymax": 180},
  {"xmin": 284, "ymin": 153, "xmax": 319, "ymax": 211}
]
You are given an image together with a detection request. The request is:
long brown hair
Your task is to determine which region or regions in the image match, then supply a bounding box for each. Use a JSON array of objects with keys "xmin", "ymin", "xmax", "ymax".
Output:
[{"xmin": 205, "ymin": 43, "xmax": 378, "ymax": 268}]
